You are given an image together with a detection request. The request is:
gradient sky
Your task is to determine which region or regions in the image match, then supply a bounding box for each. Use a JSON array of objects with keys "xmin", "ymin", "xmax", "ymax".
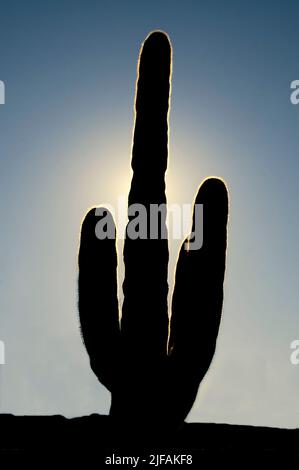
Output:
[{"xmin": 0, "ymin": 0, "xmax": 299, "ymax": 428}]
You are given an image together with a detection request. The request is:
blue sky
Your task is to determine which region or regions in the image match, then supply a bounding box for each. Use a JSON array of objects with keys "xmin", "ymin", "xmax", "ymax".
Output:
[{"xmin": 0, "ymin": 0, "xmax": 299, "ymax": 427}]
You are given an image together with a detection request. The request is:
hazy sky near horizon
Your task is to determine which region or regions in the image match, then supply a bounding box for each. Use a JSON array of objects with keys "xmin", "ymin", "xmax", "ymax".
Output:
[{"xmin": 1, "ymin": 0, "xmax": 299, "ymax": 428}]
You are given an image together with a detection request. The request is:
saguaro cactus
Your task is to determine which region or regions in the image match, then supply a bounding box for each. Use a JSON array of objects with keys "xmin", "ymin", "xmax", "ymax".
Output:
[{"xmin": 78, "ymin": 31, "xmax": 228, "ymax": 435}]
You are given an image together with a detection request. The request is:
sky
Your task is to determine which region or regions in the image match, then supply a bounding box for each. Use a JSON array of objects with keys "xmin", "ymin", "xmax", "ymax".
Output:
[{"xmin": 0, "ymin": 0, "xmax": 299, "ymax": 428}]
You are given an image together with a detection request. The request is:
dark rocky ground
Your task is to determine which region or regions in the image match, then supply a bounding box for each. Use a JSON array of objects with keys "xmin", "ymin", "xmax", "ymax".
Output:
[{"xmin": 0, "ymin": 414, "xmax": 299, "ymax": 463}]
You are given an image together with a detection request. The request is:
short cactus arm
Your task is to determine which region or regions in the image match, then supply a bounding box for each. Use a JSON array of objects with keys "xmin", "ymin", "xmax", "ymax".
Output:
[
  {"xmin": 78, "ymin": 208, "xmax": 120, "ymax": 392},
  {"xmin": 168, "ymin": 178, "xmax": 228, "ymax": 423}
]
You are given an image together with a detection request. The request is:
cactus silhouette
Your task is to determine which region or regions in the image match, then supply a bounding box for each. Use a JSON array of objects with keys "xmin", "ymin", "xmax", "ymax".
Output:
[{"xmin": 78, "ymin": 31, "xmax": 228, "ymax": 436}]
